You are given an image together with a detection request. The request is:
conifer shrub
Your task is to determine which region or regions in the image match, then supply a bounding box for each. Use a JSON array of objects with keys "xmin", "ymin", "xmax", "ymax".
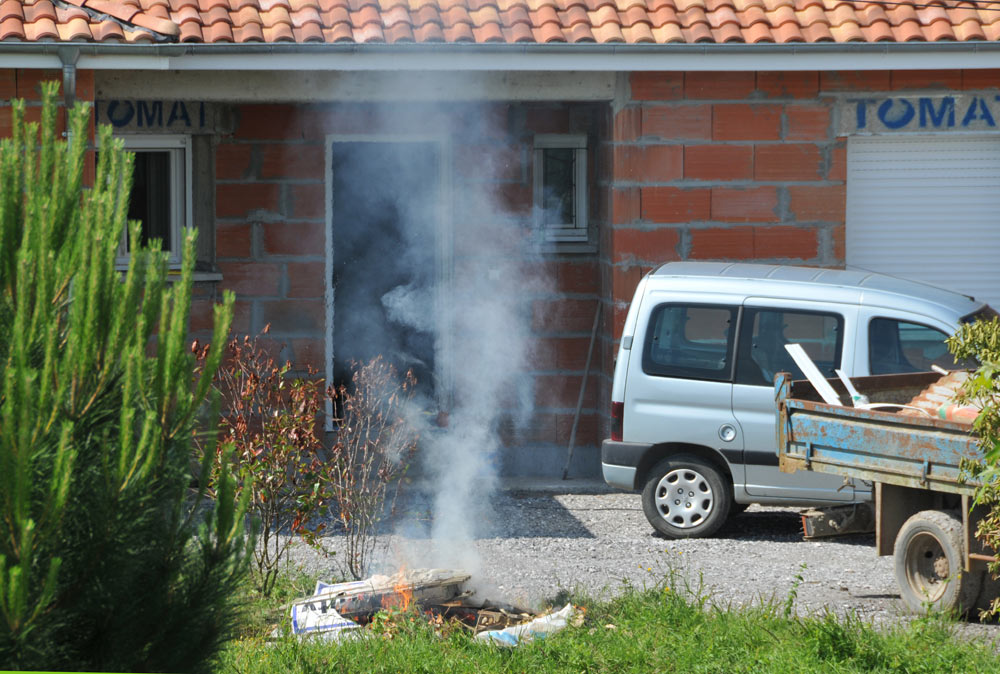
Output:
[{"xmin": 0, "ymin": 83, "xmax": 251, "ymax": 671}]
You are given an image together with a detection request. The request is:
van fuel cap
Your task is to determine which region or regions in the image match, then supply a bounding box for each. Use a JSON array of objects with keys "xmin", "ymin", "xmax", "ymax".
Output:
[{"xmin": 719, "ymin": 424, "xmax": 737, "ymax": 442}]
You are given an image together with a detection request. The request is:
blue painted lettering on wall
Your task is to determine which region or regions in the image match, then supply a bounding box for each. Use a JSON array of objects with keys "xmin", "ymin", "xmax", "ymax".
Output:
[
  {"xmin": 852, "ymin": 95, "xmax": 1000, "ymax": 131},
  {"xmin": 100, "ymin": 100, "xmax": 206, "ymax": 130}
]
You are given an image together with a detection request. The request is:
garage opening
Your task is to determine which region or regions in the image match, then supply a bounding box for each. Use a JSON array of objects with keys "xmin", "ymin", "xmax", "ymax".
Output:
[
  {"xmin": 328, "ymin": 140, "xmax": 444, "ymax": 408},
  {"xmin": 846, "ymin": 135, "xmax": 1000, "ymax": 308}
]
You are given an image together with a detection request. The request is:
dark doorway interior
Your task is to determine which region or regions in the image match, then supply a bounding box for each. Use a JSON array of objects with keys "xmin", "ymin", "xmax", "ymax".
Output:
[{"xmin": 330, "ymin": 141, "xmax": 440, "ymax": 405}]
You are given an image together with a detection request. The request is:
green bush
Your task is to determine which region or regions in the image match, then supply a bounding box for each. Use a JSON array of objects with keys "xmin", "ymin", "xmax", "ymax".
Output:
[{"xmin": 0, "ymin": 83, "xmax": 252, "ymax": 671}]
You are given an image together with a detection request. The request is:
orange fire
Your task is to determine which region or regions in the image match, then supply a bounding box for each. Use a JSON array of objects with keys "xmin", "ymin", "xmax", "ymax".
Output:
[{"xmin": 382, "ymin": 568, "xmax": 414, "ymax": 611}]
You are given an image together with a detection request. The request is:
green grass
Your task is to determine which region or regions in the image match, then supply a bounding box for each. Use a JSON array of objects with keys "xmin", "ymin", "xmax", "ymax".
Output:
[{"xmin": 218, "ymin": 573, "xmax": 1000, "ymax": 674}]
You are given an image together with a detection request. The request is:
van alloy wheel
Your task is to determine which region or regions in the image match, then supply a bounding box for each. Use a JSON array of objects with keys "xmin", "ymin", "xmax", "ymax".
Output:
[{"xmin": 641, "ymin": 455, "xmax": 731, "ymax": 539}]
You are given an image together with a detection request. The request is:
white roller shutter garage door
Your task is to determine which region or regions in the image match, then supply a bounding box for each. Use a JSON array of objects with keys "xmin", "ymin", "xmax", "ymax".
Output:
[{"xmin": 846, "ymin": 135, "xmax": 1000, "ymax": 309}]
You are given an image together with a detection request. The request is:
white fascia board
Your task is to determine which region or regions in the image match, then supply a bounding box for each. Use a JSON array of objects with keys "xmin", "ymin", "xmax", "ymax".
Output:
[
  {"xmin": 8, "ymin": 42, "xmax": 1000, "ymax": 72},
  {"xmin": 76, "ymin": 44, "xmax": 1000, "ymax": 72}
]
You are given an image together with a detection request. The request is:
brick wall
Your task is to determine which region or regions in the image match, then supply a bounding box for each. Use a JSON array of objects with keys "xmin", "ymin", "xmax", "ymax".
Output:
[
  {"xmin": 203, "ymin": 100, "xmax": 604, "ymax": 475},
  {"xmin": 598, "ymin": 69, "xmax": 1000, "ymax": 440}
]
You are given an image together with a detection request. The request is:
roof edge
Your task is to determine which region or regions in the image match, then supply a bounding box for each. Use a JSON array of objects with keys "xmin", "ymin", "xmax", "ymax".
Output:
[{"xmin": 4, "ymin": 41, "xmax": 1000, "ymax": 71}]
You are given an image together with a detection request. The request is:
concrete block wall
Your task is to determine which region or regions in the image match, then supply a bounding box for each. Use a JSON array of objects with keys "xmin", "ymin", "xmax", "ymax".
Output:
[{"xmin": 198, "ymin": 100, "xmax": 604, "ymax": 476}]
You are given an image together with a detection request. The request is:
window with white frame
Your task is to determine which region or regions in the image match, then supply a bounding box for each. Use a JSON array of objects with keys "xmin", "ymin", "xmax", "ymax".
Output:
[
  {"xmin": 533, "ymin": 134, "xmax": 588, "ymax": 244},
  {"xmin": 115, "ymin": 135, "xmax": 192, "ymax": 267}
]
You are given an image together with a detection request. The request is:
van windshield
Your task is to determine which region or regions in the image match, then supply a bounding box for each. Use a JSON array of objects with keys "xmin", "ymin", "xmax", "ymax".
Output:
[{"xmin": 961, "ymin": 306, "xmax": 999, "ymax": 324}]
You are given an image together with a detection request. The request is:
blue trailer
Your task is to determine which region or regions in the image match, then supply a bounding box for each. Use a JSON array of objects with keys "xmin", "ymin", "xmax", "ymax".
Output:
[{"xmin": 775, "ymin": 370, "xmax": 997, "ymax": 615}]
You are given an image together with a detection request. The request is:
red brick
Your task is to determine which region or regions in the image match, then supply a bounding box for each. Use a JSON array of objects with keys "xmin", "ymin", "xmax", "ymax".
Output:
[
  {"xmin": 753, "ymin": 226, "xmax": 818, "ymax": 260},
  {"xmin": 685, "ymin": 72, "xmax": 755, "ymax": 100},
  {"xmin": 530, "ymin": 337, "xmax": 592, "ymax": 370},
  {"xmin": 263, "ymin": 222, "xmax": 324, "ymax": 256},
  {"xmin": 891, "ymin": 70, "xmax": 962, "ymax": 91},
  {"xmin": 16, "ymin": 69, "xmax": 60, "ymax": 100},
  {"xmin": 711, "ymin": 186, "xmax": 778, "ymax": 222},
  {"xmin": 612, "ymin": 302, "xmax": 628, "ymax": 340},
  {"xmin": 257, "ymin": 299, "xmax": 325, "ymax": 334},
  {"xmin": 820, "ymin": 71, "xmax": 891, "ymax": 92},
  {"xmin": 613, "ymin": 106, "xmax": 641, "ymax": 142},
  {"xmin": 641, "ymin": 187, "xmax": 711, "ymax": 222},
  {"xmin": 690, "ymin": 226, "xmax": 754, "ymax": 259},
  {"xmin": 0, "ymin": 108, "xmax": 10, "ymax": 138},
  {"xmin": 189, "ymin": 298, "xmax": 217, "ymax": 333},
  {"xmin": 962, "ymin": 70, "xmax": 1000, "ymax": 90},
  {"xmin": 831, "ymin": 224, "xmax": 845, "ymax": 263},
  {"xmin": 75, "ymin": 69, "xmax": 95, "ymax": 102},
  {"xmin": 754, "ymin": 144, "xmax": 822, "ymax": 181},
  {"xmin": 756, "ymin": 72, "xmax": 819, "ymax": 99},
  {"xmin": 615, "ymin": 144, "xmax": 683, "ymax": 182},
  {"xmin": 789, "ymin": 185, "xmax": 846, "ymax": 222},
  {"xmin": 828, "ymin": 143, "xmax": 846, "ymax": 181},
  {"xmin": 231, "ymin": 300, "xmax": 252, "ymax": 334},
  {"xmin": 456, "ymin": 142, "xmax": 523, "ymax": 182},
  {"xmin": 684, "ymin": 144, "xmax": 753, "ymax": 181},
  {"xmin": 497, "ymin": 182, "xmax": 532, "ymax": 216},
  {"xmin": 217, "ymin": 183, "xmax": 281, "ymax": 218},
  {"xmin": 612, "ymin": 227, "xmax": 680, "ymax": 263},
  {"xmin": 611, "ymin": 265, "xmax": 646, "ymax": 303},
  {"xmin": 524, "ymin": 105, "xmax": 570, "ymax": 134},
  {"xmin": 630, "ymin": 72, "xmax": 684, "ymax": 101},
  {"xmin": 260, "ymin": 143, "xmax": 325, "ymax": 180},
  {"xmin": 216, "ymin": 143, "xmax": 253, "ymax": 180},
  {"xmin": 786, "ymin": 104, "xmax": 832, "ymax": 141},
  {"xmin": 287, "ymin": 261, "xmax": 325, "ymax": 298},
  {"xmin": 290, "ymin": 184, "xmax": 325, "ymax": 219},
  {"xmin": 532, "ymin": 298, "xmax": 598, "ymax": 333},
  {"xmin": 534, "ymin": 374, "xmax": 598, "ymax": 409},
  {"xmin": 0, "ymin": 71, "xmax": 15, "ymax": 100},
  {"xmin": 234, "ymin": 104, "xmax": 301, "ymax": 140},
  {"xmin": 611, "ymin": 187, "xmax": 640, "ymax": 225},
  {"xmin": 713, "ymin": 104, "xmax": 781, "ymax": 141},
  {"xmin": 218, "ymin": 262, "xmax": 281, "ymax": 296},
  {"xmin": 216, "ymin": 222, "xmax": 253, "ymax": 258},
  {"xmin": 642, "ymin": 104, "xmax": 711, "ymax": 140},
  {"xmin": 554, "ymin": 260, "xmax": 600, "ymax": 294},
  {"xmin": 291, "ymin": 337, "xmax": 325, "ymax": 372}
]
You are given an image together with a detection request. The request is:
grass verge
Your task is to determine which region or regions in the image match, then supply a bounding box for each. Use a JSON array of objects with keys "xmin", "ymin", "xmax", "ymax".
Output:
[{"xmin": 219, "ymin": 573, "xmax": 1000, "ymax": 673}]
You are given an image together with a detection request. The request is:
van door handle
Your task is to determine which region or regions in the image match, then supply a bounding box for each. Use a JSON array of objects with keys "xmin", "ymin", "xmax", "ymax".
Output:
[{"xmin": 719, "ymin": 424, "xmax": 737, "ymax": 442}]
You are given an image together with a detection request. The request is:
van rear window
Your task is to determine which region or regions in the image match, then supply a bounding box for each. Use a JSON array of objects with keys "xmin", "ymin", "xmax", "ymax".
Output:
[{"xmin": 642, "ymin": 304, "xmax": 737, "ymax": 381}]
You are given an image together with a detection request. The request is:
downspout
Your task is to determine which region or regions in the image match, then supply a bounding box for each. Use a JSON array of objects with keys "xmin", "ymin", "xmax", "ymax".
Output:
[{"xmin": 58, "ymin": 47, "xmax": 80, "ymax": 124}]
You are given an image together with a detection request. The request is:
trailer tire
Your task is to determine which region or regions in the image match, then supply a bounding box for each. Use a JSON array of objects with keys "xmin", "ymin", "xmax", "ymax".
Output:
[
  {"xmin": 641, "ymin": 456, "xmax": 730, "ymax": 539},
  {"xmin": 894, "ymin": 510, "xmax": 981, "ymax": 615}
]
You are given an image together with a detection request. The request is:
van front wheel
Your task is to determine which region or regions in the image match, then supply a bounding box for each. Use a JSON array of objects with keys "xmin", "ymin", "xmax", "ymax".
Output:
[{"xmin": 641, "ymin": 456, "xmax": 730, "ymax": 539}]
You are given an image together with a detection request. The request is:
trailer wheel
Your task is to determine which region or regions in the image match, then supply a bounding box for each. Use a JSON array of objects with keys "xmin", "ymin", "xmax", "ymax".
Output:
[
  {"xmin": 641, "ymin": 456, "xmax": 730, "ymax": 539},
  {"xmin": 894, "ymin": 510, "xmax": 981, "ymax": 615}
]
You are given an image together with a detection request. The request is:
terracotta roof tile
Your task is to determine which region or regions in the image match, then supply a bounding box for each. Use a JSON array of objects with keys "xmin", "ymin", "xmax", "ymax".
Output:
[
  {"xmin": 3, "ymin": 0, "xmax": 1000, "ymax": 45},
  {"xmin": 0, "ymin": 14, "xmax": 24, "ymax": 38}
]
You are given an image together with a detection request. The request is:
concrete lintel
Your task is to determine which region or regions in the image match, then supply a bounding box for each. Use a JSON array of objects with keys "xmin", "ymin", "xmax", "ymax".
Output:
[{"xmin": 95, "ymin": 70, "xmax": 618, "ymax": 103}]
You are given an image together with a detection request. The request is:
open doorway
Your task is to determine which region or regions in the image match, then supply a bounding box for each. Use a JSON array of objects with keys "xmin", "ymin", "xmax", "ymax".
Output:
[{"xmin": 327, "ymin": 139, "xmax": 446, "ymax": 411}]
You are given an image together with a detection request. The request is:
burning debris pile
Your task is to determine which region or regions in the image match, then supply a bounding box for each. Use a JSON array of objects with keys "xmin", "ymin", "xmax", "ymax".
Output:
[{"xmin": 285, "ymin": 568, "xmax": 578, "ymax": 646}]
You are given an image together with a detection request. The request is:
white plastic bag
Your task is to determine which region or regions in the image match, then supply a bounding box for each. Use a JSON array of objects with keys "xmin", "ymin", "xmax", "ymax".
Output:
[{"xmin": 474, "ymin": 603, "xmax": 576, "ymax": 647}]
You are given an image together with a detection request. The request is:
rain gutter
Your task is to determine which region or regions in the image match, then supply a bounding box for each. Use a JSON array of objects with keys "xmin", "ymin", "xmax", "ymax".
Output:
[{"xmin": 3, "ymin": 41, "xmax": 1000, "ymax": 72}]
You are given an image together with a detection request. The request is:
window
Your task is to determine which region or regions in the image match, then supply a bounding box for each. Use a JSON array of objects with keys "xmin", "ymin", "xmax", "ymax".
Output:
[
  {"xmin": 642, "ymin": 304, "xmax": 737, "ymax": 381},
  {"xmin": 868, "ymin": 318, "xmax": 970, "ymax": 374},
  {"xmin": 533, "ymin": 134, "xmax": 587, "ymax": 244},
  {"xmin": 115, "ymin": 135, "xmax": 192, "ymax": 267},
  {"xmin": 736, "ymin": 309, "xmax": 843, "ymax": 386}
]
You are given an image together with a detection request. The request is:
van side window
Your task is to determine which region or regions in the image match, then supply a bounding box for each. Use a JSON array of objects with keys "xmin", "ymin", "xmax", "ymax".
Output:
[
  {"xmin": 868, "ymin": 318, "xmax": 966, "ymax": 374},
  {"xmin": 642, "ymin": 304, "xmax": 737, "ymax": 381},
  {"xmin": 735, "ymin": 309, "xmax": 843, "ymax": 386}
]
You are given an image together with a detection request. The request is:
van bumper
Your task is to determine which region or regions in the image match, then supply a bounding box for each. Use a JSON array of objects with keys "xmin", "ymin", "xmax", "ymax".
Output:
[{"xmin": 601, "ymin": 439, "xmax": 651, "ymax": 491}]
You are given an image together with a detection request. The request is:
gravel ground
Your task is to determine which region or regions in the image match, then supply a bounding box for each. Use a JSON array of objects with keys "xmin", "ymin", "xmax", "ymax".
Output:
[{"xmin": 287, "ymin": 485, "xmax": 1000, "ymax": 644}]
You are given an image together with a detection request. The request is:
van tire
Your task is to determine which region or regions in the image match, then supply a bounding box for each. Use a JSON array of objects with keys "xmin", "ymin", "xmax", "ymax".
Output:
[
  {"xmin": 641, "ymin": 456, "xmax": 730, "ymax": 539},
  {"xmin": 894, "ymin": 509, "xmax": 981, "ymax": 615}
]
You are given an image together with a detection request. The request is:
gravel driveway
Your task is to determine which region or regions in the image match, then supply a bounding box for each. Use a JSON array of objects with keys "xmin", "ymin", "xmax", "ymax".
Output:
[{"xmin": 289, "ymin": 484, "xmax": 1000, "ymax": 642}]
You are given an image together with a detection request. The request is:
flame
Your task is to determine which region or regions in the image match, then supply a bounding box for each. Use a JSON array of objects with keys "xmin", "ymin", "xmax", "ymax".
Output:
[{"xmin": 382, "ymin": 568, "xmax": 414, "ymax": 611}]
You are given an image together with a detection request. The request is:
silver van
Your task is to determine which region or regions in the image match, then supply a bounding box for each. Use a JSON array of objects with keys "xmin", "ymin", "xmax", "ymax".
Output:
[{"xmin": 602, "ymin": 262, "xmax": 992, "ymax": 539}]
